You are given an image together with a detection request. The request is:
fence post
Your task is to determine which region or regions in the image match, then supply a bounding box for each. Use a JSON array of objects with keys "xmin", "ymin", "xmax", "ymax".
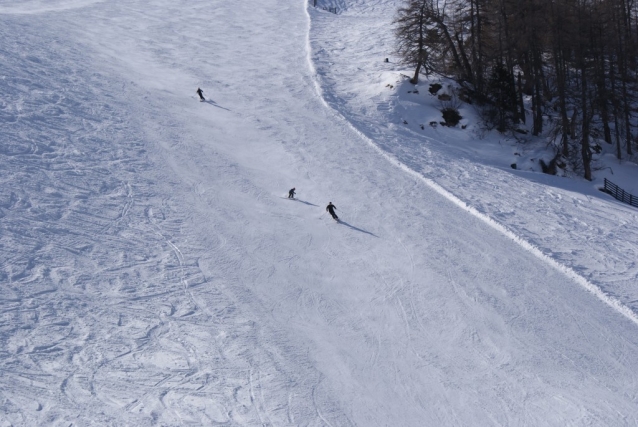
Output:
[{"xmin": 605, "ymin": 178, "xmax": 638, "ymax": 209}]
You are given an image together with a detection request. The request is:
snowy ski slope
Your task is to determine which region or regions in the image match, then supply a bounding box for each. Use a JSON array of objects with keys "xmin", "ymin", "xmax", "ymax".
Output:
[{"xmin": 1, "ymin": 0, "xmax": 638, "ymax": 425}]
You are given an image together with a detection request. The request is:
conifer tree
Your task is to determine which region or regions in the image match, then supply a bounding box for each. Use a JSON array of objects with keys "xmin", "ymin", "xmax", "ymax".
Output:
[{"xmin": 394, "ymin": 0, "xmax": 437, "ymax": 83}]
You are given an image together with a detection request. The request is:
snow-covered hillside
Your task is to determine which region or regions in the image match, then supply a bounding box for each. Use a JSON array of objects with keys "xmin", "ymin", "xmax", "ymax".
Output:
[
  {"xmin": 310, "ymin": 0, "xmax": 638, "ymax": 317},
  {"xmin": 1, "ymin": 0, "xmax": 638, "ymax": 425}
]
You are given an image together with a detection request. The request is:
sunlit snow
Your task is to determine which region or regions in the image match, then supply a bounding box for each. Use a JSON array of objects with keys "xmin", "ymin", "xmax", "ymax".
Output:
[{"xmin": 1, "ymin": 0, "xmax": 638, "ymax": 425}]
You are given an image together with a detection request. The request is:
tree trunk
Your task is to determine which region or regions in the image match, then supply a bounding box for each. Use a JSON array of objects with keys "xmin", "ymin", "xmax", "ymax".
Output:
[
  {"xmin": 581, "ymin": 67, "xmax": 592, "ymax": 181},
  {"xmin": 436, "ymin": 18, "xmax": 471, "ymax": 82},
  {"xmin": 411, "ymin": 62, "xmax": 422, "ymax": 84},
  {"xmin": 517, "ymin": 72, "xmax": 526, "ymax": 125}
]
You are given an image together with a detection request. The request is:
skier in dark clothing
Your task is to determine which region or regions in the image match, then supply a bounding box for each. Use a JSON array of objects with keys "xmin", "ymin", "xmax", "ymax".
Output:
[
  {"xmin": 288, "ymin": 188, "xmax": 296, "ymax": 199},
  {"xmin": 326, "ymin": 202, "xmax": 338, "ymax": 220},
  {"xmin": 196, "ymin": 87, "xmax": 205, "ymax": 101}
]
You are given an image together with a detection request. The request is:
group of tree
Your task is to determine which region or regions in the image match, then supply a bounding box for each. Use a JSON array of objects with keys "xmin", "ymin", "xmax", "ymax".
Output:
[{"xmin": 395, "ymin": 0, "xmax": 638, "ymax": 180}]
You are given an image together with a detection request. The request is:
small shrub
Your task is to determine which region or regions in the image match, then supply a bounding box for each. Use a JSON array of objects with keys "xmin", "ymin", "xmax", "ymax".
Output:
[
  {"xmin": 439, "ymin": 92, "xmax": 463, "ymax": 127},
  {"xmin": 441, "ymin": 108, "xmax": 462, "ymax": 126},
  {"xmin": 429, "ymin": 83, "xmax": 442, "ymax": 95}
]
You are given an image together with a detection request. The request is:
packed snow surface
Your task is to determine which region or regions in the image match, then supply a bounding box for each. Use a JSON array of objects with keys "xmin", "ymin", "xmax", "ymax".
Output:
[{"xmin": 1, "ymin": 0, "xmax": 638, "ymax": 425}]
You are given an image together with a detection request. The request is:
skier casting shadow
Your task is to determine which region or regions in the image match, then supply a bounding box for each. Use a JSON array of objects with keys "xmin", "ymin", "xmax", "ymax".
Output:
[
  {"xmin": 326, "ymin": 202, "xmax": 338, "ymax": 221},
  {"xmin": 196, "ymin": 87, "xmax": 205, "ymax": 101},
  {"xmin": 324, "ymin": 201, "xmax": 377, "ymax": 236},
  {"xmin": 196, "ymin": 87, "xmax": 231, "ymax": 110},
  {"xmin": 288, "ymin": 187, "xmax": 296, "ymax": 199}
]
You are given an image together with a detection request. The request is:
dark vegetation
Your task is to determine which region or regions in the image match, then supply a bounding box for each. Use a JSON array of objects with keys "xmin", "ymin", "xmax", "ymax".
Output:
[{"xmin": 394, "ymin": 0, "xmax": 638, "ymax": 180}]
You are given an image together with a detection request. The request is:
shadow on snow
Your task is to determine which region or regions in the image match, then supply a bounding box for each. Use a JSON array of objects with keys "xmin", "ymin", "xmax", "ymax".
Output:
[
  {"xmin": 336, "ymin": 220, "xmax": 378, "ymax": 237},
  {"xmin": 203, "ymin": 99, "xmax": 231, "ymax": 111}
]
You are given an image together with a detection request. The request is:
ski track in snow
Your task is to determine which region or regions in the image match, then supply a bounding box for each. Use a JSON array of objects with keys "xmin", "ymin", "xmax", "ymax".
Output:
[
  {"xmin": 1, "ymin": 0, "xmax": 638, "ymax": 425},
  {"xmin": 1, "ymin": 2, "xmax": 342, "ymax": 425}
]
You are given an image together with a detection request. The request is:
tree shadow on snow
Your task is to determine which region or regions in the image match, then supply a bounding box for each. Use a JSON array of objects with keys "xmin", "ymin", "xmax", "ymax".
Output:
[{"xmin": 337, "ymin": 220, "xmax": 378, "ymax": 237}]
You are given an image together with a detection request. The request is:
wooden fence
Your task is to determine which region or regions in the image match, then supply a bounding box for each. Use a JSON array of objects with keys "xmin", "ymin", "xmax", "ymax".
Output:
[{"xmin": 603, "ymin": 178, "xmax": 638, "ymax": 208}]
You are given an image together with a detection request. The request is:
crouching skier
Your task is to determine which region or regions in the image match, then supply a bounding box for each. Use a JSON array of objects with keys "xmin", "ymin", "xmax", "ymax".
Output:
[{"xmin": 326, "ymin": 202, "xmax": 338, "ymax": 221}]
